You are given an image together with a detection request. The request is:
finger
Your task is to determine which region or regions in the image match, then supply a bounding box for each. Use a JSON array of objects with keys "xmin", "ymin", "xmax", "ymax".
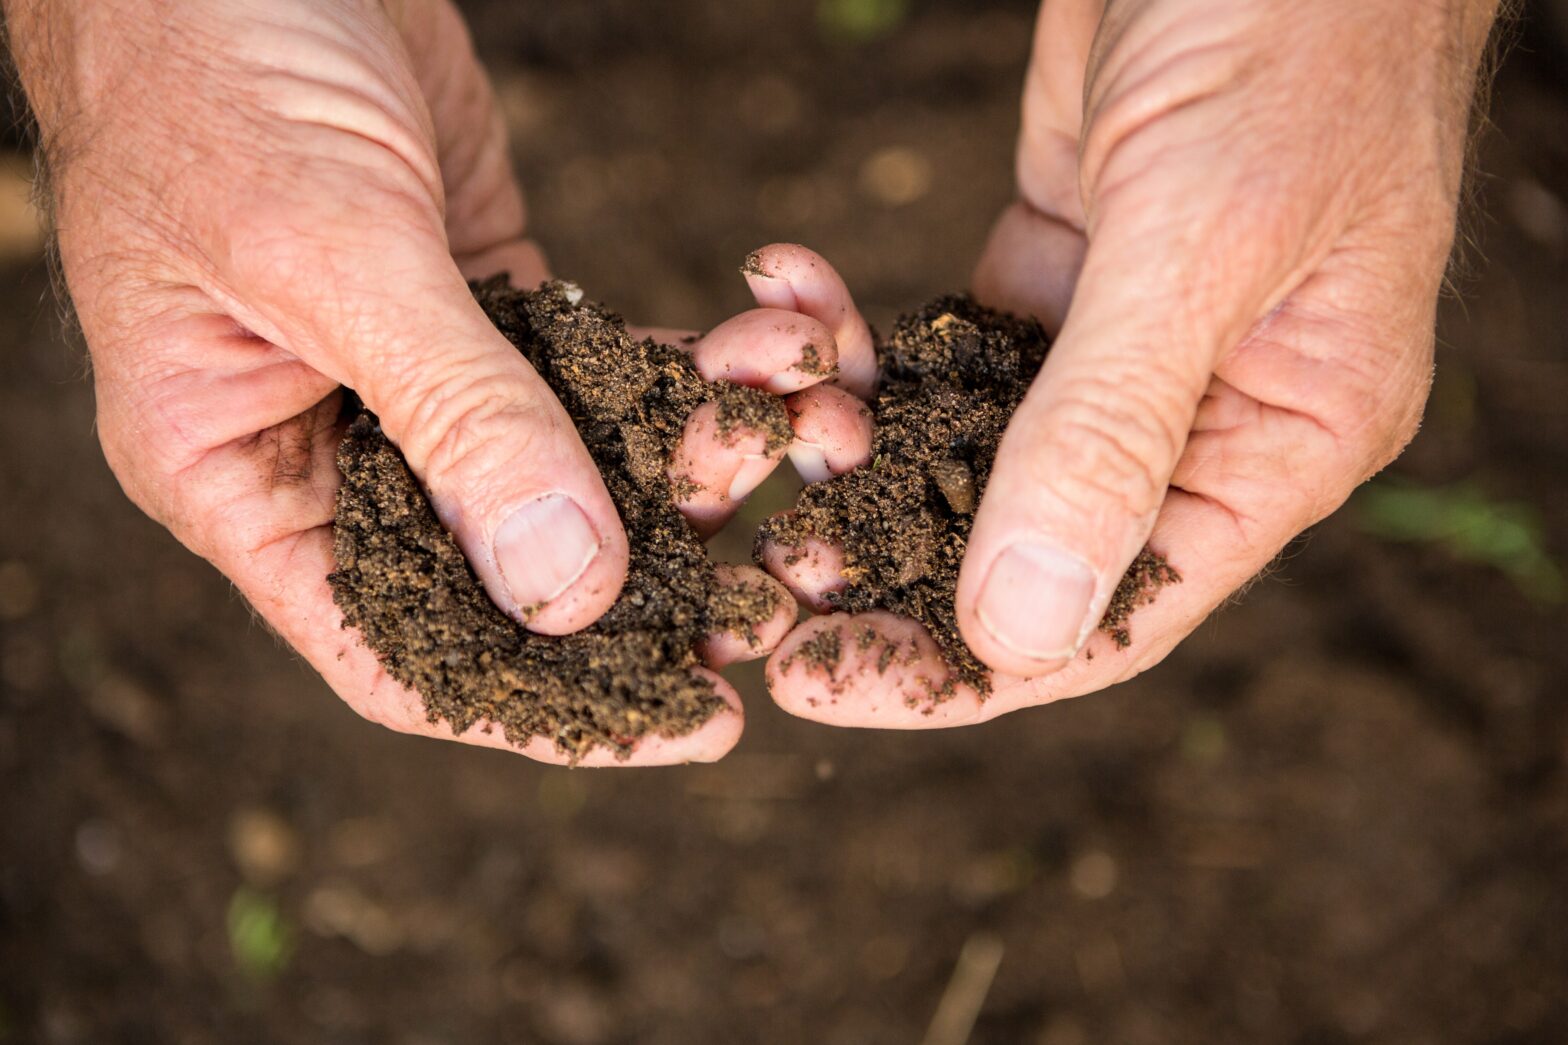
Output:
[
  {"xmin": 953, "ymin": 124, "xmax": 1336, "ymax": 676},
  {"xmin": 668, "ymin": 310, "xmax": 846, "ymax": 525},
  {"xmin": 769, "ymin": 241, "xmax": 1436, "ymax": 727},
  {"xmin": 669, "ymin": 401, "xmax": 788, "ymax": 539},
  {"xmin": 742, "ymin": 243, "xmax": 878, "ymax": 400},
  {"xmin": 687, "ymin": 308, "xmax": 841, "ymax": 394},
  {"xmin": 971, "ymin": 200, "xmax": 1086, "ymax": 336},
  {"xmin": 633, "ymin": 318, "xmax": 840, "ymax": 527},
  {"xmin": 765, "ymin": 612, "xmax": 991, "ymax": 728},
  {"xmin": 755, "ymin": 520, "xmax": 849, "ymax": 612},
  {"xmin": 220, "ymin": 205, "xmax": 628, "ymax": 637},
  {"xmin": 1011, "ymin": 0, "xmax": 1097, "ymax": 231},
  {"xmin": 971, "ymin": 0, "xmax": 1097, "ymax": 332},
  {"xmin": 698, "ymin": 564, "xmax": 797, "ymax": 669},
  {"xmin": 765, "ymin": 486, "xmax": 1316, "ymax": 731},
  {"xmin": 952, "ymin": 262, "xmax": 1222, "ymax": 676},
  {"xmin": 156, "ymin": 386, "xmax": 739, "ymax": 765},
  {"xmin": 501, "ymin": 670, "xmax": 745, "ymax": 766},
  {"xmin": 784, "ymin": 384, "xmax": 873, "ymax": 484},
  {"xmin": 195, "ymin": 0, "xmax": 626, "ymax": 638},
  {"xmin": 394, "ymin": 0, "xmax": 542, "ymax": 280},
  {"xmin": 456, "ymin": 238, "xmax": 551, "ymax": 288},
  {"xmin": 297, "ymin": 532, "xmax": 743, "ymax": 765}
]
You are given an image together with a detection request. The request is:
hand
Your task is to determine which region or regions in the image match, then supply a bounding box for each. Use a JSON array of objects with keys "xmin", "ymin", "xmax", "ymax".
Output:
[
  {"xmin": 5, "ymin": 0, "xmax": 834, "ymax": 764},
  {"xmin": 759, "ymin": 0, "xmax": 1502, "ymax": 725}
]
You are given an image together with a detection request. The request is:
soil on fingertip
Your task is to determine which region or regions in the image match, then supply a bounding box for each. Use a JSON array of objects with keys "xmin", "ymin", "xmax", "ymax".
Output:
[
  {"xmin": 705, "ymin": 570, "xmax": 787, "ymax": 652},
  {"xmin": 328, "ymin": 279, "xmax": 789, "ymax": 760},
  {"xmin": 759, "ymin": 295, "xmax": 1180, "ymax": 698}
]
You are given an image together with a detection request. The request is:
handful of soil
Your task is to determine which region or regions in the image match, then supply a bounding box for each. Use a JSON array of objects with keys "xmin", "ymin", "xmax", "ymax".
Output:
[
  {"xmin": 759, "ymin": 296, "xmax": 1179, "ymax": 697},
  {"xmin": 328, "ymin": 280, "xmax": 788, "ymax": 760}
]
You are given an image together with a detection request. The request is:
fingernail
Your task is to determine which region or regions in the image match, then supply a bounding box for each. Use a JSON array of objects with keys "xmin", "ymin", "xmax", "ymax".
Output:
[
  {"xmin": 743, "ymin": 265, "xmax": 799, "ymax": 312},
  {"xmin": 740, "ymin": 250, "xmax": 779, "ymax": 280},
  {"xmin": 765, "ymin": 343, "xmax": 838, "ymax": 395},
  {"xmin": 728, "ymin": 454, "xmax": 777, "ymax": 501},
  {"xmin": 787, "ymin": 441, "xmax": 832, "ymax": 483},
  {"xmin": 494, "ymin": 494, "xmax": 601, "ymax": 612},
  {"xmin": 975, "ymin": 540, "xmax": 1096, "ymax": 662}
]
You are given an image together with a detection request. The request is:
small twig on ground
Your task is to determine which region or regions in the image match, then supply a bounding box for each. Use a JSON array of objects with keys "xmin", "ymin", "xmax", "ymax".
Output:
[{"xmin": 920, "ymin": 931, "xmax": 1005, "ymax": 1045}]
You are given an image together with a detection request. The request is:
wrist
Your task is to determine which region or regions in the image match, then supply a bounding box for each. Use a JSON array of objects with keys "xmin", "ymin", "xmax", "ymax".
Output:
[
  {"xmin": 3, "ymin": 0, "xmax": 160, "ymax": 150},
  {"xmin": 3, "ymin": 0, "xmax": 66, "ymax": 127},
  {"xmin": 1442, "ymin": 0, "xmax": 1507, "ymax": 77}
]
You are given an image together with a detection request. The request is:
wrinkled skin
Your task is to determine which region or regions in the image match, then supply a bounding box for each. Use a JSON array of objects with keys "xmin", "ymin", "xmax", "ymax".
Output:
[
  {"xmin": 5, "ymin": 0, "xmax": 1501, "ymax": 755},
  {"xmin": 758, "ymin": 0, "xmax": 1502, "ymax": 726},
  {"xmin": 2, "ymin": 0, "xmax": 840, "ymax": 765}
]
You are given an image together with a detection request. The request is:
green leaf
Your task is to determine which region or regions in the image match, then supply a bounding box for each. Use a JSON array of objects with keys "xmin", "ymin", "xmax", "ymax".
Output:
[
  {"xmin": 227, "ymin": 887, "xmax": 293, "ymax": 981},
  {"xmin": 817, "ymin": 0, "xmax": 909, "ymax": 43},
  {"xmin": 1353, "ymin": 479, "xmax": 1563, "ymax": 604}
]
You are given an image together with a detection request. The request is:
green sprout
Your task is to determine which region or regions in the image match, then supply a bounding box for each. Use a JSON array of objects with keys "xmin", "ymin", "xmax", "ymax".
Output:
[
  {"xmin": 227, "ymin": 887, "xmax": 294, "ymax": 981},
  {"xmin": 1353, "ymin": 479, "xmax": 1563, "ymax": 604},
  {"xmin": 817, "ymin": 0, "xmax": 909, "ymax": 43}
]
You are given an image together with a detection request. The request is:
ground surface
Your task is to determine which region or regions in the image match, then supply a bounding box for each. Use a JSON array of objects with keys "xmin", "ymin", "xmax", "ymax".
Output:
[{"xmin": 2, "ymin": 2, "xmax": 1566, "ymax": 1042}]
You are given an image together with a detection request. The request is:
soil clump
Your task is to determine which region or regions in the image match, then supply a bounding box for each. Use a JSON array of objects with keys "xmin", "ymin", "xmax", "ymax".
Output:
[
  {"xmin": 329, "ymin": 279, "xmax": 788, "ymax": 760},
  {"xmin": 759, "ymin": 295, "xmax": 1179, "ymax": 697}
]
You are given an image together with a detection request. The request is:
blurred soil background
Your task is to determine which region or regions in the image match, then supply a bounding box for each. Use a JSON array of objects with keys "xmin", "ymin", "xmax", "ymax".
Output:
[{"xmin": 2, "ymin": 1, "xmax": 1567, "ymax": 1042}]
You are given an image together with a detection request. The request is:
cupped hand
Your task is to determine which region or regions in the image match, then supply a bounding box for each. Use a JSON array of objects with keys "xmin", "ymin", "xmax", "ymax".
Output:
[
  {"xmin": 5, "ymin": 0, "xmax": 833, "ymax": 764},
  {"xmin": 757, "ymin": 0, "xmax": 1501, "ymax": 727}
]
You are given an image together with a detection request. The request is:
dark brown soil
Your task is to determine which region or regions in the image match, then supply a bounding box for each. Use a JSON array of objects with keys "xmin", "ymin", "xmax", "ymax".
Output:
[
  {"xmin": 5, "ymin": 5, "xmax": 1567, "ymax": 1043},
  {"xmin": 328, "ymin": 280, "xmax": 787, "ymax": 760},
  {"xmin": 705, "ymin": 569, "xmax": 786, "ymax": 652},
  {"xmin": 760, "ymin": 295, "xmax": 1178, "ymax": 694}
]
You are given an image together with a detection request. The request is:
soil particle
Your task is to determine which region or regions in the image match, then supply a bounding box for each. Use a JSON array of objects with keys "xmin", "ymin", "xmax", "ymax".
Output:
[
  {"xmin": 927, "ymin": 457, "xmax": 977, "ymax": 515},
  {"xmin": 706, "ymin": 573, "xmax": 784, "ymax": 650},
  {"xmin": 783, "ymin": 628, "xmax": 844, "ymax": 679},
  {"xmin": 758, "ymin": 296, "xmax": 1179, "ymax": 698},
  {"xmin": 1100, "ymin": 549, "xmax": 1181, "ymax": 649},
  {"xmin": 714, "ymin": 386, "xmax": 792, "ymax": 453},
  {"xmin": 797, "ymin": 341, "xmax": 837, "ymax": 378},
  {"xmin": 739, "ymin": 250, "xmax": 769, "ymax": 278},
  {"xmin": 328, "ymin": 279, "xmax": 780, "ymax": 761}
]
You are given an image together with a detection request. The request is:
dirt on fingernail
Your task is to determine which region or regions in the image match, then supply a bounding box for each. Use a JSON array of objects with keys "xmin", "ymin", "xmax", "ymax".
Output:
[
  {"xmin": 757, "ymin": 296, "xmax": 1180, "ymax": 700},
  {"xmin": 328, "ymin": 279, "xmax": 785, "ymax": 762},
  {"xmin": 796, "ymin": 341, "xmax": 838, "ymax": 378},
  {"xmin": 739, "ymin": 250, "xmax": 770, "ymax": 278}
]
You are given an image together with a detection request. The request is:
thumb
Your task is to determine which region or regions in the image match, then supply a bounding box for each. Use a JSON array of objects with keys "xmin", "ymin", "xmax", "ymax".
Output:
[
  {"xmin": 956, "ymin": 202, "xmax": 1294, "ymax": 676},
  {"xmin": 232, "ymin": 225, "xmax": 628, "ymax": 637}
]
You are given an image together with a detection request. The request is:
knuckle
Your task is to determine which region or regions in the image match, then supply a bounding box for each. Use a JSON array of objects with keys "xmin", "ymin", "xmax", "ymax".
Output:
[
  {"xmin": 1375, "ymin": 391, "xmax": 1426, "ymax": 473},
  {"xmin": 94, "ymin": 393, "xmax": 191, "ymax": 536},
  {"xmin": 400, "ymin": 368, "xmax": 557, "ymax": 493},
  {"xmin": 1308, "ymin": 325, "xmax": 1434, "ymax": 481},
  {"xmin": 1038, "ymin": 372, "xmax": 1192, "ymax": 519},
  {"xmin": 1380, "ymin": 349, "xmax": 1435, "ymax": 462}
]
